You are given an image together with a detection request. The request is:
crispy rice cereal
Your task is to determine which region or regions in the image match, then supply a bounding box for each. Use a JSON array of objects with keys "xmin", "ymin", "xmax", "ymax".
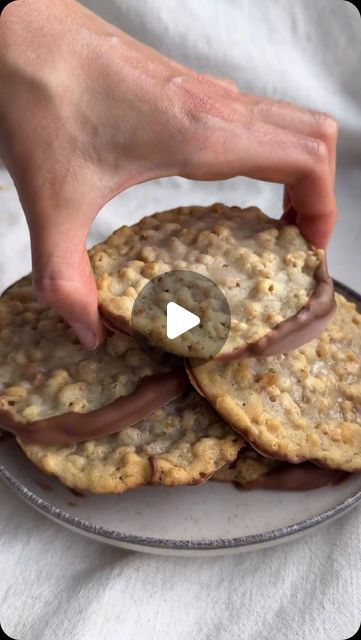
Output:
[
  {"xmin": 19, "ymin": 391, "xmax": 243, "ymax": 493},
  {"xmin": 191, "ymin": 294, "xmax": 361, "ymax": 472},
  {"xmin": 1, "ymin": 276, "xmax": 243, "ymax": 491},
  {"xmin": 213, "ymin": 448, "xmax": 280, "ymax": 485},
  {"xmin": 0, "ymin": 276, "xmax": 166, "ymax": 422},
  {"xmin": 90, "ymin": 204, "xmax": 326, "ymax": 359}
]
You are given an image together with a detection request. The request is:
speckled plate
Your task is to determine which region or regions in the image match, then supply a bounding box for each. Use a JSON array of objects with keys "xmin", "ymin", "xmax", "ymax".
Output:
[{"xmin": 0, "ymin": 281, "xmax": 361, "ymax": 556}]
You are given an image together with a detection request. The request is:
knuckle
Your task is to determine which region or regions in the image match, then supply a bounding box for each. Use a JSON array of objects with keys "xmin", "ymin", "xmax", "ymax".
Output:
[
  {"xmin": 194, "ymin": 73, "xmax": 238, "ymax": 93},
  {"xmin": 261, "ymin": 98, "xmax": 292, "ymax": 117},
  {"xmin": 241, "ymin": 101, "xmax": 260, "ymax": 128},
  {"xmin": 250, "ymin": 99, "xmax": 265, "ymax": 115},
  {"xmin": 169, "ymin": 74, "xmax": 221, "ymax": 138},
  {"xmin": 167, "ymin": 76, "xmax": 226, "ymax": 176},
  {"xmin": 270, "ymin": 98, "xmax": 292, "ymax": 111},
  {"xmin": 313, "ymin": 112, "xmax": 338, "ymax": 143},
  {"xmin": 168, "ymin": 74, "xmax": 189, "ymax": 90},
  {"xmin": 169, "ymin": 73, "xmax": 225, "ymax": 120},
  {"xmin": 187, "ymin": 88, "xmax": 217, "ymax": 118},
  {"xmin": 302, "ymin": 137, "xmax": 329, "ymax": 165},
  {"xmin": 248, "ymin": 98, "xmax": 289, "ymax": 126}
]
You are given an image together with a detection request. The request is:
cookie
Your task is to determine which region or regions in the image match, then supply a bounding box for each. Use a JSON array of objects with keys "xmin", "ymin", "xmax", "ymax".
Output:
[
  {"xmin": 213, "ymin": 448, "xmax": 280, "ymax": 484},
  {"xmin": 0, "ymin": 275, "xmax": 188, "ymax": 443},
  {"xmin": 90, "ymin": 203, "xmax": 334, "ymax": 360},
  {"xmin": 0, "ymin": 276, "xmax": 244, "ymax": 491},
  {"xmin": 214, "ymin": 448, "xmax": 348, "ymax": 490},
  {"xmin": 19, "ymin": 390, "xmax": 244, "ymax": 493},
  {"xmin": 190, "ymin": 294, "xmax": 361, "ymax": 472}
]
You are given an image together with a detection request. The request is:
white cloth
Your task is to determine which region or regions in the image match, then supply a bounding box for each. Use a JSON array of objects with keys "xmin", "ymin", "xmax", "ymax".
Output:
[{"xmin": 1, "ymin": 1, "xmax": 361, "ymax": 638}]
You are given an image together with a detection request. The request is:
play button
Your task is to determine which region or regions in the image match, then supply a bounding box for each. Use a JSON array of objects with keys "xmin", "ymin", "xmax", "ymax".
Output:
[
  {"xmin": 166, "ymin": 302, "xmax": 200, "ymax": 340},
  {"xmin": 130, "ymin": 270, "xmax": 231, "ymax": 364}
]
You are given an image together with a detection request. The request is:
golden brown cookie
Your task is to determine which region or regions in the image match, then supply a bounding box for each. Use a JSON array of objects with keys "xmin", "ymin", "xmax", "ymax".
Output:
[
  {"xmin": 0, "ymin": 276, "xmax": 244, "ymax": 491},
  {"xmin": 19, "ymin": 390, "xmax": 244, "ymax": 493},
  {"xmin": 191, "ymin": 294, "xmax": 361, "ymax": 472},
  {"xmin": 90, "ymin": 204, "xmax": 334, "ymax": 360},
  {"xmin": 0, "ymin": 275, "xmax": 187, "ymax": 443},
  {"xmin": 213, "ymin": 448, "xmax": 280, "ymax": 484}
]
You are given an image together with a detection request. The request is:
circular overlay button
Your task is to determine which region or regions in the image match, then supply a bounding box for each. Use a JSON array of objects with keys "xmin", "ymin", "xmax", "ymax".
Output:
[{"xmin": 131, "ymin": 270, "xmax": 231, "ymax": 364}]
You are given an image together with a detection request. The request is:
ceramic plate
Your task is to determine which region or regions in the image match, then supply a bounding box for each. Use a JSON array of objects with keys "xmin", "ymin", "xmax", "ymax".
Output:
[{"xmin": 1, "ymin": 281, "xmax": 361, "ymax": 556}]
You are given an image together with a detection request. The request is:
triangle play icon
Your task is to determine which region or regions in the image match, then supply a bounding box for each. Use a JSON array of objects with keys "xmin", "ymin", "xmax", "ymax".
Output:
[{"xmin": 166, "ymin": 302, "xmax": 200, "ymax": 340}]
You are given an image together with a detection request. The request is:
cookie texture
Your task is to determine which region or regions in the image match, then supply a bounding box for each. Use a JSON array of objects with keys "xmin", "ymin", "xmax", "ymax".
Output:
[
  {"xmin": 191, "ymin": 294, "xmax": 361, "ymax": 472},
  {"xmin": 0, "ymin": 276, "xmax": 244, "ymax": 491},
  {"xmin": 213, "ymin": 448, "xmax": 280, "ymax": 485},
  {"xmin": 90, "ymin": 203, "xmax": 331, "ymax": 359},
  {"xmin": 19, "ymin": 391, "xmax": 244, "ymax": 493},
  {"xmin": 0, "ymin": 276, "xmax": 169, "ymax": 424}
]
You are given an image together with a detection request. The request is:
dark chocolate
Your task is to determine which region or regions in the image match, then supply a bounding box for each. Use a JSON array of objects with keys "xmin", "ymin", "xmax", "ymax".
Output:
[
  {"xmin": 0, "ymin": 371, "xmax": 190, "ymax": 446},
  {"xmin": 35, "ymin": 480, "xmax": 53, "ymax": 492},
  {"xmin": 149, "ymin": 455, "xmax": 158, "ymax": 485},
  {"xmin": 69, "ymin": 488, "xmax": 85, "ymax": 498},
  {"xmin": 240, "ymin": 462, "xmax": 349, "ymax": 491}
]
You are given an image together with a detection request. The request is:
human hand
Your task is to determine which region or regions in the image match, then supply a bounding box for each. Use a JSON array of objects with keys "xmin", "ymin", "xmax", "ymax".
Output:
[{"xmin": 0, "ymin": 0, "xmax": 338, "ymax": 348}]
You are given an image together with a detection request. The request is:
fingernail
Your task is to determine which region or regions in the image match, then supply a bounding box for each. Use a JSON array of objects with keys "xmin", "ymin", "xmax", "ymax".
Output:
[{"xmin": 72, "ymin": 323, "xmax": 99, "ymax": 351}]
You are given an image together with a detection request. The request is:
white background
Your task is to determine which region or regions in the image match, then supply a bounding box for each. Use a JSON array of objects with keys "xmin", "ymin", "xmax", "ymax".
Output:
[{"xmin": 1, "ymin": 1, "xmax": 361, "ymax": 638}]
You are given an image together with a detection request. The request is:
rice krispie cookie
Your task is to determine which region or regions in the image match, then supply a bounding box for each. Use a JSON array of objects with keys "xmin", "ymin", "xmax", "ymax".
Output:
[
  {"xmin": 1, "ymin": 276, "xmax": 244, "ymax": 491},
  {"xmin": 90, "ymin": 204, "xmax": 335, "ymax": 360},
  {"xmin": 190, "ymin": 294, "xmax": 361, "ymax": 472},
  {"xmin": 19, "ymin": 390, "xmax": 244, "ymax": 493},
  {"xmin": 0, "ymin": 275, "xmax": 188, "ymax": 443}
]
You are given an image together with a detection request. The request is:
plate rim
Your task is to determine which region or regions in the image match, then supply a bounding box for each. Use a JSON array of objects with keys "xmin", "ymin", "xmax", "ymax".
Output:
[
  {"xmin": 1, "ymin": 278, "xmax": 361, "ymax": 552},
  {"xmin": 1, "ymin": 459, "xmax": 361, "ymax": 551}
]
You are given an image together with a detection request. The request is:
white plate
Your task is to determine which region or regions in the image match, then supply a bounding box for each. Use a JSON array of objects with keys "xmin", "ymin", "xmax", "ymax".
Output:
[
  {"xmin": 1, "ymin": 437, "xmax": 361, "ymax": 556},
  {"xmin": 1, "ymin": 281, "xmax": 361, "ymax": 556}
]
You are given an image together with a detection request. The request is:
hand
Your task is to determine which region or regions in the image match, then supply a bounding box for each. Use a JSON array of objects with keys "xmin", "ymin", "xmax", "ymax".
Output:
[{"xmin": 0, "ymin": 0, "xmax": 338, "ymax": 348}]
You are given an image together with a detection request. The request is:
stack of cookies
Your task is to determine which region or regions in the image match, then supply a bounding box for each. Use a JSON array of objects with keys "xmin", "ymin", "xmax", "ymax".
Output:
[{"xmin": 0, "ymin": 204, "xmax": 360, "ymax": 494}]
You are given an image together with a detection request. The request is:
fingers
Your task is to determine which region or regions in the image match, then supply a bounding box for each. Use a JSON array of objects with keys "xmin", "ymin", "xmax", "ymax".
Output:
[
  {"xmin": 250, "ymin": 127, "xmax": 337, "ymax": 247},
  {"xmin": 28, "ymin": 210, "xmax": 104, "ymax": 350},
  {"xmin": 231, "ymin": 100, "xmax": 338, "ymax": 246},
  {"xmin": 243, "ymin": 97, "xmax": 338, "ymax": 181},
  {"xmin": 176, "ymin": 78, "xmax": 338, "ymax": 247},
  {"xmin": 240, "ymin": 97, "xmax": 338, "ymax": 242},
  {"xmin": 181, "ymin": 120, "xmax": 337, "ymax": 247}
]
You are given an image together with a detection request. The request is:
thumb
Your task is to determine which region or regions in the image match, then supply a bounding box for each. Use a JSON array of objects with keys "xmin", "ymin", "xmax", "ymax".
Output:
[{"xmin": 29, "ymin": 212, "xmax": 104, "ymax": 350}]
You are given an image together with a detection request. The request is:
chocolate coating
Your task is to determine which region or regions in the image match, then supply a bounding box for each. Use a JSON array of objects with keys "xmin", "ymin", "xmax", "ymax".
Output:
[
  {"xmin": 0, "ymin": 371, "xmax": 190, "ymax": 446},
  {"xmin": 184, "ymin": 363, "xmax": 206, "ymax": 398},
  {"xmin": 217, "ymin": 257, "xmax": 336, "ymax": 361},
  {"xmin": 100, "ymin": 307, "xmax": 134, "ymax": 338},
  {"xmin": 240, "ymin": 462, "xmax": 349, "ymax": 491},
  {"xmin": 235, "ymin": 436, "xmax": 357, "ymax": 474}
]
